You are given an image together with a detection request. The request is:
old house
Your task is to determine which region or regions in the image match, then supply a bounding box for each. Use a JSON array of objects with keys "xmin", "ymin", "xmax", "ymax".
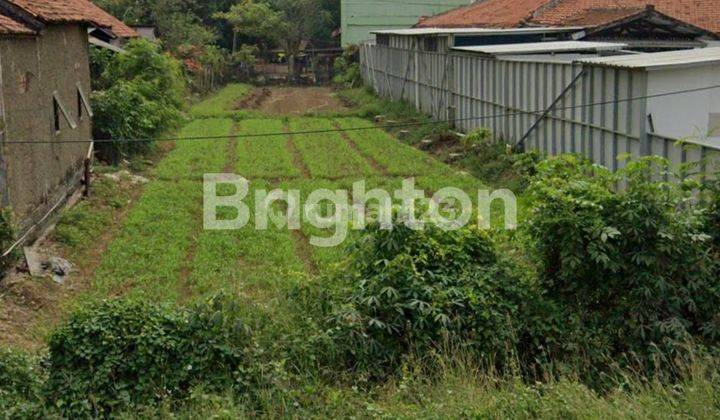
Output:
[{"xmin": 0, "ymin": 0, "xmax": 136, "ymax": 250}]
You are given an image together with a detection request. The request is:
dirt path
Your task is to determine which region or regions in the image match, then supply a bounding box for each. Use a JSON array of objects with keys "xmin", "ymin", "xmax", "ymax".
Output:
[{"xmin": 237, "ymin": 87, "xmax": 349, "ymax": 115}]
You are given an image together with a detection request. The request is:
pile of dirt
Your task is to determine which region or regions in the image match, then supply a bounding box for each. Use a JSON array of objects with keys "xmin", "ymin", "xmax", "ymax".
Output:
[
  {"xmin": 237, "ymin": 87, "xmax": 349, "ymax": 115},
  {"xmin": 235, "ymin": 87, "xmax": 271, "ymax": 110}
]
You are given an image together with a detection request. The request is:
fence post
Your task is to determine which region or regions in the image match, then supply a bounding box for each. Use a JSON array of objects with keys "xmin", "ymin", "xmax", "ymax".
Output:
[
  {"xmin": 414, "ymin": 41, "xmax": 420, "ymax": 109},
  {"xmin": 637, "ymin": 71, "xmax": 650, "ymax": 156}
]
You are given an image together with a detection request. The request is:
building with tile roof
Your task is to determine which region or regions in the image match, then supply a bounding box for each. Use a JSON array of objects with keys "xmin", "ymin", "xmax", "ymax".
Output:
[
  {"xmin": 409, "ymin": 3, "xmax": 719, "ymax": 52},
  {"xmin": 0, "ymin": 1, "xmax": 134, "ymax": 247},
  {"xmin": 416, "ymin": 0, "xmax": 720, "ymax": 36},
  {"xmin": 6, "ymin": 0, "xmax": 137, "ymax": 38}
]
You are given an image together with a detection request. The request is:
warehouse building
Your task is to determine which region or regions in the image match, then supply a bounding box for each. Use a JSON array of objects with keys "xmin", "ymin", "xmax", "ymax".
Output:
[
  {"xmin": 361, "ymin": 31, "xmax": 720, "ymax": 174},
  {"xmin": 340, "ymin": 0, "xmax": 472, "ymax": 46}
]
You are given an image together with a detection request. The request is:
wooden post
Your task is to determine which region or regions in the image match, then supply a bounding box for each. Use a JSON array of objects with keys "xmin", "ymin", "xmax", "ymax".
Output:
[
  {"xmin": 414, "ymin": 39, "xmax": 420, "ymax": 109},
  {"xmin": 83, "ymin": 143, "xmax": 93, "ymax": 197}
]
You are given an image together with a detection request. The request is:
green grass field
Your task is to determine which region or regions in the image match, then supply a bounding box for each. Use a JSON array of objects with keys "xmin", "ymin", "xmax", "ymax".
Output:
[{"xmin": 87, "ymin": 84, "xmax": 505, "ymax": 306}]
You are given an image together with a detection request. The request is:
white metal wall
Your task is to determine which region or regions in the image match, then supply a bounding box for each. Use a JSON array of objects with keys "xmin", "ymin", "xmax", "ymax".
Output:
[{"xmin": 360, "ymin": 43, "xmax": 720, "ymax": 175}]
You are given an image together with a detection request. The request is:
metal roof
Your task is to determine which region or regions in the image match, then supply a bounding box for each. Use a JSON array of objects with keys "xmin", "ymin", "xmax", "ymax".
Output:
[
  {"xmin": 500, "ymin": 53, "xmax": 607, "ymax": 64},
  {"xmin": 577, "ymin": 47, "xmax": 720, "ymax": 70},
  {"xmin": 370, "ymin": 27, "xmax": 581, "ymax": 36},
  {"xmin": 452, "ymin": 41, "xmax": 628, "ymax": 55}
]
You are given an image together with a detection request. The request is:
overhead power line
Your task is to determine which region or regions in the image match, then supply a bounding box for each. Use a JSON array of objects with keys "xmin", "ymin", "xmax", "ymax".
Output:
[{"xmin": 2, "ymin": 84, "xmax": 719, "ymax": 145}]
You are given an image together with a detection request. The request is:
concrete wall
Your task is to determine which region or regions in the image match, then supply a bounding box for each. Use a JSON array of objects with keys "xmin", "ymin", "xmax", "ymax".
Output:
[
  {"xmin": 341, "ymin": 0, "xmax": 471, "ymax": 46},
  {"xmin": 646, "ymin": 65, "xmax": 720, "ymax": 145},
  {"xmin": 0, "ymin": 24, "xmax": 92, "ymax": 233}
]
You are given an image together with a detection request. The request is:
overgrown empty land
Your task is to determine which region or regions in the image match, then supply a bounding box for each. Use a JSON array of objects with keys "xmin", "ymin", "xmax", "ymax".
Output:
[
  {"xmin": 76, "ymin": 85, "xmax": 492, "ymax": 310},
  {"xmin": 3, "ymin": 85, "xmax": 719, "ymax": 419}
]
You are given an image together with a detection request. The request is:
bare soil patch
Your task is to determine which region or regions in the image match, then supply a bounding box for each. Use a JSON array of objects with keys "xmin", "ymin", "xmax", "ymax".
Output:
[
  {"xmin": 236, "ymin": 87, "xmax": 271, "ymax": 110},
  {"xmin": 0, "ymin": 175, "xmax": 147, "ymax": 351},
  {"xmin": 238, "ymin": 87, "xmax": 349, "ymax": 115}
]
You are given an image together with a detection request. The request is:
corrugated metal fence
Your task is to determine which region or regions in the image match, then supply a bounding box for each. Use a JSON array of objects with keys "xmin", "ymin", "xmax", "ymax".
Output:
[{"xmin": 360, "ymin": 43, "xmax": 720, "ymax": 176}]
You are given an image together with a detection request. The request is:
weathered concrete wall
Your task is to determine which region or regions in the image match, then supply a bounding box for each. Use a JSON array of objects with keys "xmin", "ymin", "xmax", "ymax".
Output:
[{"xmin": 0, "ymin": 24, "xmax": 92, "ymax": 234}]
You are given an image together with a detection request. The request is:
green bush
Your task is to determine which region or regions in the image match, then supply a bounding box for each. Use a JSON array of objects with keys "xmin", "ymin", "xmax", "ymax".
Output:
[
  {"xmin": 89, "ymin": 45, "xmax": 114, "ymax": 91},
  {"xmin": 92, "ymin": 80, "xmax": 181, "ymax": 155},
  {"xmin": 0, "ymin": 209, "xmax": 16, "ymax": 273},
  {"xmin": 333, "ymin": 45, "xmax": 361, "ymax": 88},
  {"xmin": 705, "ymin": 175, "xmax": 720, "ymax": 250},
  {"xmin": 91, "ymin": 39, "xmax": 185, "ymax": 158},
  {"xmin": 326, "ymin": 220, "xmax": 538, "ymax": 374},
  {"xmin": 103, "ymin": 39, "xmax": 186, "ymax": 109},
  {"xmin": 45, "ymin": 295, "xmax": 256, "ymax": 417},
  {"xmin": 527, "ymin": 155, "xmax": 720, "ymax": 371},
  {"xmin": 462, "ymin": 127, "xmax": 492, "ymax": 149},
  {"xmin": 0, "ymin": 348, "xmax": 50, "ymax": 418}
]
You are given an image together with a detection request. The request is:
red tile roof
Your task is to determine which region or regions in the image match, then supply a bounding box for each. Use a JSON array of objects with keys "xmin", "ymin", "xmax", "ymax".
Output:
[
  {"xmin": 557, "ymin": 7, "xmax": 645, "ymax": 27},
  {"xmin": 416, "ymin": 0, "xmax": 720, "ymax": 35},
  {"xmin": 417, "ymin": 0, "xmax": 549, "ymax": 28},
  {"xmin": 0, "ymin": 12, "xmax": 35, "ymax": 34},
  {"xmin": 8, "ymin": 0, "xmax": 137, "ymax": 37},
  {"xmin": 533, "ymin": 0, "xmax": 719, "ymax": 34}
]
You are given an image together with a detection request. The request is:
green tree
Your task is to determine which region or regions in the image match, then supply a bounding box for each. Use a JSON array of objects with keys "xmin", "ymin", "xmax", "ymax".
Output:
[
  {"xmin": 217, "ymin": 0, "xmax": 330, "ymax": 81},
  {"xmin": 270, "ymin": 0, "xmax": 331, "ymax": 80},
  {"xmin": 214, "ymin": 0, "xmax": 282, "ymax": 54},
  {"xmin": 91, "ymin": 40, "xmax": 185, "ymax": 157}
]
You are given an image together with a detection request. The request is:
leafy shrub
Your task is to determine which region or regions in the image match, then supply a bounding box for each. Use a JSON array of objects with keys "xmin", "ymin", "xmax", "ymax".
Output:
[
  {"xmin": 326, "ymin": 219, "xmax": 538, "ymax": 374},
  {"xmin": 333, "ymin": 45, "xmax": 361, "ymax": 88},
  {"xmin": 527, "ymin": 155, "xmax": 720, "ymax": 371},
  {"xmin": 511, "ymin": 149, "xmax": 542, "ymax": 183},
  {"xmin": 45, "ymin": 295, "xmax": 256, "ymax": 417},
  {"xmin": 92, "ymin": 80, "xmax": 181, "ymax": 156},
  {"xmin": 103, "ymin": 39, "xmax": 186, "ymax": 109},
  {"xmin": 89, "ymin": 45, "xmax": 114, "ymax": 91},
  {"xmin": 0, "ymin": 348, "xmax": 41, "ymax": 406},
  {"xmin": 92, "ymin": 39, "xmax": 185, "ymax": 159},
  {"xmin": 0, "ymin": 209, "xmax": 16, "ymax": 273},
  {"xmin": 0, "ymin": 348, "xmax": 65, "ymax": 418},
  {"xmin": 462, "ymin": 127, "xmax": 492, "ymax": 149},
  {"xmin": 704, "ymin": 175, "xmax": 720, "ymax": 250},
  {"xmin": 455, "ymin": 140, "xmax": 542, "ymax": 191}
]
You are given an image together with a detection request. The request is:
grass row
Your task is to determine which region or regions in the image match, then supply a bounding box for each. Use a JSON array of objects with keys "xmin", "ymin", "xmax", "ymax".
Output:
[
  {"xmin": 235, "ymin": 118, "xmax": 301, "ymax": 179},
  {"xmin": 90, "ymin": 118, "xmax": 235, "ymax": 303},
  {"xmin": 187, "ymin": 178, "xmax": 307, "ymax": 302},
  {"xmin": 189, "ymin": 83, "xmax": 252, "ymax": 118},
  {"xmin": 334, "ymin": 117, "xmax": 449, "ymax": 177},
  {"xmin": 289, "ymin": 118, "xmax": 376, "ymax": 179}
]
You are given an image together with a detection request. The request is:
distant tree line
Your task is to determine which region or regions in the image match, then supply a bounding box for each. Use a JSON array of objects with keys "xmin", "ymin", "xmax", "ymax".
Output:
[{"xmin": 94, "ymin": 0, "xmax": 340, "ymax": 88}]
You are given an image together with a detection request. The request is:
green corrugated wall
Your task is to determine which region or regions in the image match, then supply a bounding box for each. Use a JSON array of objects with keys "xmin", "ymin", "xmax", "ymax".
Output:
[{"xmin": 341, "ymin": 0, "xmax": 471, "ymax": 46}]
